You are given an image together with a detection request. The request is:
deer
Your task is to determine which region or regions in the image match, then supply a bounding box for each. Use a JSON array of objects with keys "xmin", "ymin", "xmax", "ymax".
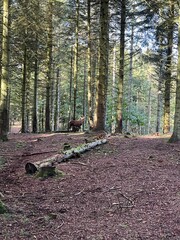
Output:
[{"xmin": 69, "ymin": 116, "xmax": 85, "ymax": 132}]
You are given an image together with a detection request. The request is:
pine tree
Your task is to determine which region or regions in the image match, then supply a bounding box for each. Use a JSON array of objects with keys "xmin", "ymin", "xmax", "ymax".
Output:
[
  {"xmin": 94, "ymin": 0, "xmax": 109, "ymax": 131},
  {"xmin": 115, "ymin": 0, "xmax": 126, "ymax": 133},
  {"xmin": 0, "ymin": 0, "xmax": 10, "ymax": 141},
  {"xmin": 169, "ymin": 7, "xmax": 180, "ymax": 142}
]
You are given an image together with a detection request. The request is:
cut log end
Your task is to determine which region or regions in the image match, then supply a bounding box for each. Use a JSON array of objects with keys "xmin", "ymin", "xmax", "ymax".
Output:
[{"xmin": 25, "ymin": 162, "xmax": 38, "ymax": 174}]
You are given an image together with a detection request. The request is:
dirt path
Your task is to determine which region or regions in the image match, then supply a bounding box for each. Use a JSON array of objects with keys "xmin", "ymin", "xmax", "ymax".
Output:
[{"xmin": 0, "ymin": 133, "xmax": 180, "ymax": 240}]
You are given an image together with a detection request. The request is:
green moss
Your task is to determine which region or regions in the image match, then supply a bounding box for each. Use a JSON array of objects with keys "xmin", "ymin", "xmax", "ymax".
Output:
[
  {"xmin": 35, "ymin": 168, "xmax": 65, "ymax": 180},
  {"xmin": 0, "ymin": 157, "xmax": 6, "ymax": 169},
  {"xmin": 55, "ymin": 169, "xmax": 65, "ymax": 178},
  {"xmin": 0, "ymin": 200, "xmax": 8, "ymax": 214},
  {"xmin": 15, "ymin": 141, "xmax": 26, "ymax": 149}
]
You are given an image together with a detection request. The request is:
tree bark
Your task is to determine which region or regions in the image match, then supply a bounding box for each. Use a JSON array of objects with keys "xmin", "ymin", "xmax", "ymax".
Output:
[
  {"xmin": 73, "ymin": 0, "xmax": 80, "ymax": 120},
  {"xmin": 94, "ymin": 0, "xmax": 109, "ymax": 131},
  {"xmin": 68, "ymin": 46, "xmax": 73, "ymax": 128},
  {"xmin": 45, "ymin": 0, "xmax": 53, "ymax": 132},
  {"xmin": 54, "ymin": 68, "xmax": 61, "ymax": 131},
  {"xmin": 0, "ymin": 0, "xmax": 10, "ymax": 141},
  {"xmin": 169, "ymin": 8, "xmax": 180, "ymax": 142},
  {"xmin": 147, "ymin": 80, "xmax": 151, "ymax": 134},
  {"xmin": 111, "ymin": 44, "xmax": 117, "ymax": 133},
  {"xmin": 83, "ymin": 60, "xmax": 87, "ymax": 131},
  {"xmin": 163, "ymin": 0, "xmax": 174, "ymax": 134},
  {"xmin": 156, "ymin": 42, "xmax": 163, "ymax": 133},
  {"xmin": 32, "ymin": 35, "xmax": 39, "ymax": 133},
  {"xmin": 116, "ymin": 0, "xmax": 126, "ymax": 133},
  {"xmin": 127, "ymin": 24, "xmax": 134, "ymax": 133},
  {"xmin": 87, "ymin": 0, "xmax": 94, "ymax": 129}
]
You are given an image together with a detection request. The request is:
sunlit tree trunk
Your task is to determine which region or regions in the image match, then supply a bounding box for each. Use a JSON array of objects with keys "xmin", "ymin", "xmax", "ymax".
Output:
[
  {"xmin": 87, "ymin": 0, "xmax": 94, "ymax": 129},
  {"xmin": 156, "ymin": 79, "xmax": 163, "ymax": 133},
  {"xmin": 94, "ymin": 0, "xmax": 109, "ymax": 131},
  {"xmin": 83, "ymin": 60, "xmax": 87, "ymax": 131},
  {"xmin": 0, "ymin": 0, "xmax": 10, "ymax": 141},
  {"xmin": 163, "ymin": 0, "xmax": 174, "ymax": 134},
  {"xmin": 73, "ymin": 0, "xmax": 79, "ymax": 120},
  {"xmin": 111, "ymin": 44, "xmax": 117, "ymax": 133},
  {"xmin": 156, "ymin": 50, "xmax": 163, "ymax": 133},
  {"xmin": 169, "ymin": 9, "xmax": 180, "ymax": 142},
  {"xmin": 45, "ymin": 0, "xmax": 53, "ymax": 132},
  {"xmin": 68, "ymin": 46, "xmax": 73, "ymax": 126},
  {"xmin": 156, "ymin": 10, "xmax": 164, "ymax": 134},
  {"xmin": 116, "ymin": 0, "xmax": 126, "ymax": 133},
  {"xmin": 163, "ymin": 50, "xmax": 172, "ymax": 134}
]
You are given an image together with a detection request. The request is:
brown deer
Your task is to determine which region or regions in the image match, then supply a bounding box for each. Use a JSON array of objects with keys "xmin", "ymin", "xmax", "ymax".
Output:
[{"xmin": 69, "ymin": 116, "xmax": 85, "ymax": 132}]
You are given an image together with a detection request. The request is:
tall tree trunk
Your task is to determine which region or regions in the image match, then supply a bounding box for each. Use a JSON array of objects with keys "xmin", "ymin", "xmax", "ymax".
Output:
[
  {"xmin": 156, "ymin": 12, "xmax": 164, "ymax": 134},
  {"xmin": 21, "ymin": 41, "xmax": 28, "ymax": 133},
  {"xmin": 147, "ymin": 80, "xmax": 151, "ymax": 134},
  {"xmin": 39, "ymin": 94, "xmax": 45, "ymax": 132},
  {"xmin": 68, "ymin": 46, "xmax": 73, "ymax": 127},
  {"xmin": 83, "ymin": 60, "xmax": 87, "ymax": 131},
  {"xmin": 51, "ymin": 68, "xmax": 55, "ymax": 132},
  {"xmin": 45, "ymin": 0, "xmax": 53, "ymax": 132},
  {"xmin": 156, "ymin": 77, "xmax": 163, "ymax": 133},
  {"xmin": 32, "ymin": 36, "xmax": 38, "ymax": 133},
  {"xmin": 94, "ymin": 0, "xmax": 109, "ymax": 131},
  {"xmin": 127, "ymin": 24, "xmax": 134, "ymax": 132},
  {"xmin": 156, "ymin": 49, "xmax": 163, "ymax": 133},
  {"xmin": 111, "ymin": 43, "xmax": 117, "ymax": 133},
  {"xmin": 163, "ymin": 45, "xmax": 172, "ymax": 134},
  {"xmin": 0, "ymin": 0, "xmax": 9, "ymax": 141},
  {"xmin": 26, "ymin": 70, "xmax": 30, "ymax": 132},
  {"xmin": 73, "ymin": 0, "xmax": 79, "ymax": 120},
  {"xmin": 169, "ymin": 8, "xmax": 180, "ymax": 142},
  {"xmin": 116, "ymin": 0, "xmax": 126, "ymax": 133},
  {"xmin": 87, "ymin": 0, "xmax": 94, "ymax": 129},
  {"xmin": 163, "ymin": 0, "xmax": 174, "ymax": 134},
  {"xmin": 54, "ymin": 68, "xmax": 60, "ymax": 131}
]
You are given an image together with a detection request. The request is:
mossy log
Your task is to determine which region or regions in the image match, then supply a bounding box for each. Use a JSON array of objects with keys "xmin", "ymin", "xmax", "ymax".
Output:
[
  {"xmin": 36, "ymin": 165, "xmax": 56, "ymax": 178},
  {"xmin": 25, "ymin": 156, "xmax": 60, "ymax": 174},
  {"xmin": 25, "ymin": 138, "xmax": 107, "ymax": 174}
]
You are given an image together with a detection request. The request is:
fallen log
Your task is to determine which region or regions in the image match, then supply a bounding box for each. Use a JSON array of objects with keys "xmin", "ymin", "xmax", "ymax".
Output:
[
  {"xmin": 25, "ymin": 160, "xmax": 58, "ymax": 175},
  {"xmin": 25, "ymin": 138, "xmax": 107, "ymax": 174}
]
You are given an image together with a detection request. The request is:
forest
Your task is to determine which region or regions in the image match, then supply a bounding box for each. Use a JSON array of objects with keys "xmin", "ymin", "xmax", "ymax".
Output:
[
  {"xmin": 0, "ymin": 0, "xmax": 179, "ymax": 141},
  {"xmin": 0, "ymin": 1, "xmax": 180, "ymax": 239}
]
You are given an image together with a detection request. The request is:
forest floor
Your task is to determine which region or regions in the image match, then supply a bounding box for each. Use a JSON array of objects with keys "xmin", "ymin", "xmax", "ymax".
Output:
[{"xmin": 0, "ymin": 129, "xmax": 180, "ymax": 240}]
